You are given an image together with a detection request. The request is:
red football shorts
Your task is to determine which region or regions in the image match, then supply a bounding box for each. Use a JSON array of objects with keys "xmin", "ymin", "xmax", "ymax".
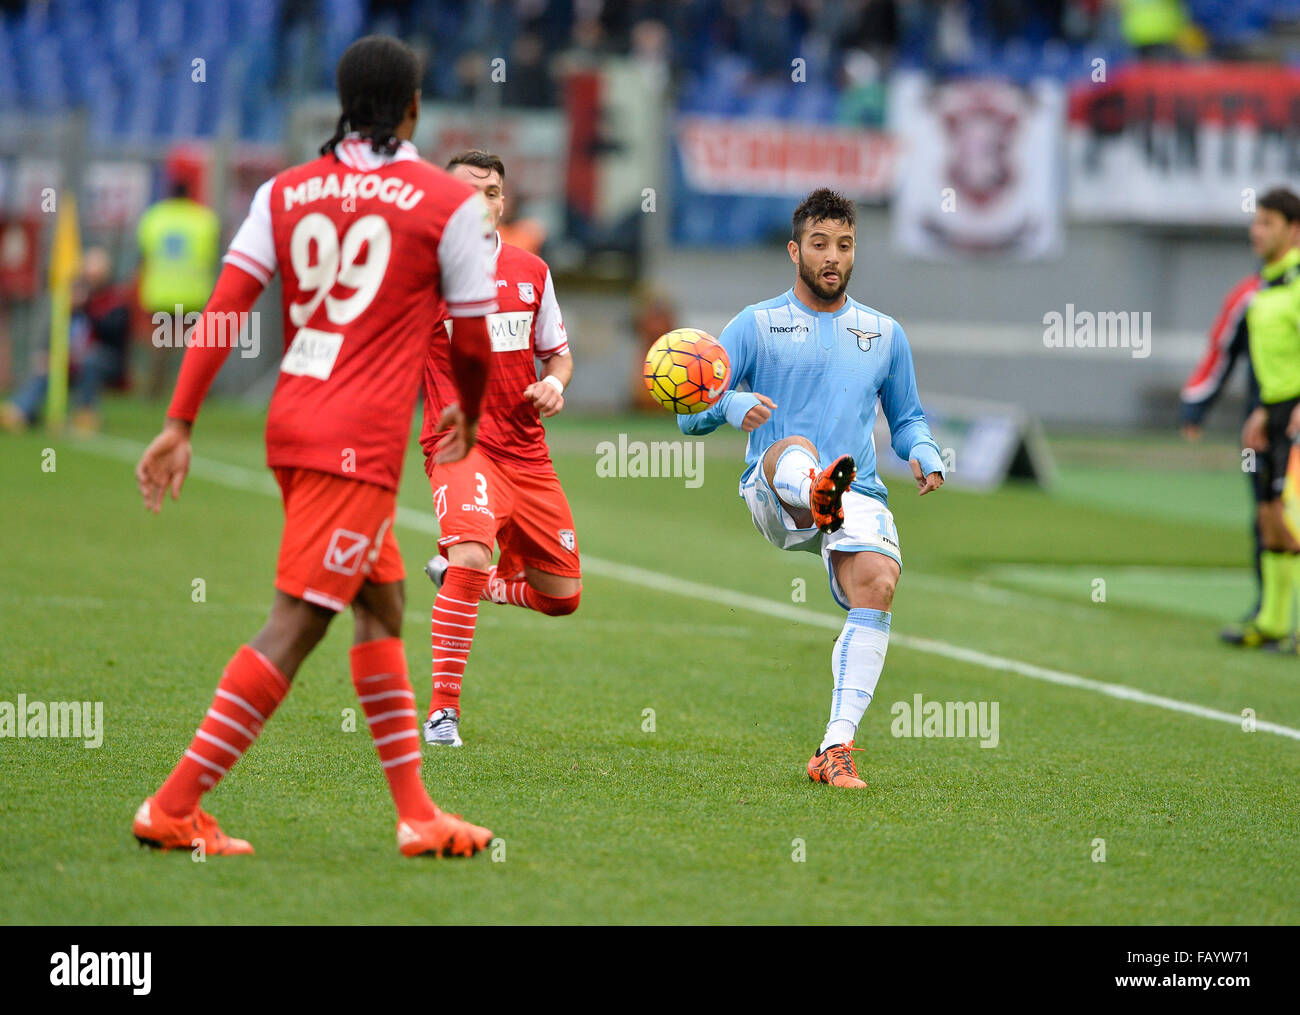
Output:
[
  {"xmin": 273, "ymin": 467, "xmax": 405, "ymax": 612},
  {"xmin": 425, "ymin": 448, "xmax": 580, "ymax": 578}
]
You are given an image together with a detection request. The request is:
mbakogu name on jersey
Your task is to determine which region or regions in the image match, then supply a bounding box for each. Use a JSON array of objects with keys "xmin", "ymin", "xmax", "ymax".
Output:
[{"xmin": 282, "ymin": 173, "xmax": 425, "ymax": 211}]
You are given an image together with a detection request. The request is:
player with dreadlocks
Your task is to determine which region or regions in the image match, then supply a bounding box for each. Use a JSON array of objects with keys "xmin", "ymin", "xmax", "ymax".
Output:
[{"xmin": 131, "ymin": 35, "xmax": 501, "ymax": 858}]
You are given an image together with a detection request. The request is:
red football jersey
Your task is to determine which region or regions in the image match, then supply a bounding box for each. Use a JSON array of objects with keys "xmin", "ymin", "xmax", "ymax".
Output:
[
  {"xmin": 224, "ymin": 135, "xmax": 498, "ymax": 491},
  {"xmin": 420, "ymin": 236, "xmax": 569, "ymax": 471}
]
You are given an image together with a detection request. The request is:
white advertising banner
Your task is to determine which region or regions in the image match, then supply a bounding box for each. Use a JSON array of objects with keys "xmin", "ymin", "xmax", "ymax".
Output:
[{"xmin": 891, "ymin": 73, "xmax": 1064, "ymax": 260}]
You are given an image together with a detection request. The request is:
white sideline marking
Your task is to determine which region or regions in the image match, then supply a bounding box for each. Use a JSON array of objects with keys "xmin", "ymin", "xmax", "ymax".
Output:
[{"xmin": 88, "ymin": 435, "xmax": 1300, "ymax": 742}]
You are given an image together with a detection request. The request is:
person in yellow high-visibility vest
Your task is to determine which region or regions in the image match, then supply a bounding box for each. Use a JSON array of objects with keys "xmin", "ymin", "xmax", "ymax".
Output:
[
  {"xmin": 137, "ymin": 181, "xmax": 220, "ymax": 398},
  {"xmin": 1118, "ymin": 0, "xmax": 1194, "ymax": 58}
]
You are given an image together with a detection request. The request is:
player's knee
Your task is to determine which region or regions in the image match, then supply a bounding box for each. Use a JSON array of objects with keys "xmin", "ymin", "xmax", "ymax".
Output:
[
  {"xmin": 846, "ymin": 564, "xmax": 896, "ymax": 610},
  {"xmin": 533, "ymin": 587, "xmax": 581, "ymax": 616},
  {"xmin": 353, "ymin": 600, "xmax": 402, "ymax": 641},
  {"xmin": 354, "ymin": 613, "xmax": 400, "ymax": 642},
  {"xmin": 259, "ymin": 595, "xmax": 333, "ymax": 665},
  {"xmin": 446, "ymin": 541, "xmax": 492, "ymax": 571},
  {"xmin": 863, "ymin": 572, "xmax": 896, "ymax": 608},
  {"xmin": 763, "ymin": 435, "xmax": 818, "ymax": 478},
  {"xmin": 352, "ymin": 580, "xmax": 404, "ymax": 639}
]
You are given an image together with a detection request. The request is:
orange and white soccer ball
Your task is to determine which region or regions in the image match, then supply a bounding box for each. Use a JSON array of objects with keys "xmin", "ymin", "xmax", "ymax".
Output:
[{"xmin": 643, "ymin": 328, "xmax": 731, "ymax": 414}]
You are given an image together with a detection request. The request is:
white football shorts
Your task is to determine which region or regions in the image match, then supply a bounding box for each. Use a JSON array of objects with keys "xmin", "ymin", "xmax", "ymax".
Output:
[{"xmin": 739, "ymin": 461, "xmax": 901, "ymax": 610}]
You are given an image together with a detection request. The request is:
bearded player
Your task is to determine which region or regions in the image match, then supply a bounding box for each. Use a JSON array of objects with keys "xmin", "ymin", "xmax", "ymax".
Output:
[
  {"xmin": 131, "ymin": 36, "xmax": 500, "ymax": 857},
  {"xmin": 421, "ymin": 150, "xmax": 580, "ymax": 748},
  {"xmin": 679, "ymin": 188, "xmax": 945, "ymax": 789}
]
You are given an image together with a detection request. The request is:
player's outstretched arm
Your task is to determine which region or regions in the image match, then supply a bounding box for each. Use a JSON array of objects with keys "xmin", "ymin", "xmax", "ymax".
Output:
[
  {"xmin": 135, "ymin": 262, "xmax": 264, "ymax": 513},
  {"xmin": 677, "ymin": 310, "xmax": 763, "ymax": 436},
  {"xmin": 676, "ymin": 390, "xmax": 774, "ymax": 434},
  {"xmin": 879, "ymin": 324, "xmax": 945, "ymax": 495}
]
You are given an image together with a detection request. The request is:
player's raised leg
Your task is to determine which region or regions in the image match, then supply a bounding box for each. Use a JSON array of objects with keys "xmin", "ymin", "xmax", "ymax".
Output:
[
  {"xmin": 473, "ymin": 464, "xmax": 583, "ymax": 616},
  {"xmin": 352, "ymin": 579, "xmax": 491, "ymax": 857},
  {"xmin": 762, "ymin": 436, "xmax": 856, "ymax": 533},
  {"xmin": 133, "ymin": 591, "xmax": 333, "ymax": 854},
  {"xmin": 427, "ymin": 546, "xmax": 583, "ymax": 616},
  {"xmin": 807, "ymin": 546, "xmax": 899, "ymax": 790}
]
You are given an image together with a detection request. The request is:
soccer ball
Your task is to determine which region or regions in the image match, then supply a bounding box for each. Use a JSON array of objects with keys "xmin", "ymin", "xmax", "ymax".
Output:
[{"xmin": 643, "ymin": 328, "xmax": 731, "ymax": 414}]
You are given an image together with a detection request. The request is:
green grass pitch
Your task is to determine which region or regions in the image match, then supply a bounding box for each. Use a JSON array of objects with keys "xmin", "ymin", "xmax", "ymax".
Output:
[{"xmin": 1, "ymin": 400, "xmax": 1297, "ymax": 924}]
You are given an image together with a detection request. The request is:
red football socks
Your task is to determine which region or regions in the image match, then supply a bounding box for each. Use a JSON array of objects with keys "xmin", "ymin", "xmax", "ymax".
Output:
[
  {"xmin": 496, "ymin": 580, "xmax": 581, "ymax": 617},
  {"xmin": 155, "ymin": 645, "xmax": 290, "ymax": 818},
  {"xmin": 351, "ymin": 637, "xmax": 437, "ymax": 822},
  {"xmin": 429, "ymin": 566, "xmax": 488, "ymax": 714}
]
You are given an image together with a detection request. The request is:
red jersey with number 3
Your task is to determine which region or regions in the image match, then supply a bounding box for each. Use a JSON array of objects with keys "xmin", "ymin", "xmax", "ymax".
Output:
[
  {"xmin": 420, "ymin": 236, "xmax": 569, "ymax": 471},
  {"xmin": 223, "ymin": 136, "xmax": 498, "ymax": 491}
]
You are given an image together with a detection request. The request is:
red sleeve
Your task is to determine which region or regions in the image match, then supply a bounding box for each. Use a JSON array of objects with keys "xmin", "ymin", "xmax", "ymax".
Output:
[
  {"xmin": 447, "ymin": 313, "xmax": 492, "ymax": 422},
  {"xmin": 166, "ymin": 264, "xmax": 266, "ymax": 424}
]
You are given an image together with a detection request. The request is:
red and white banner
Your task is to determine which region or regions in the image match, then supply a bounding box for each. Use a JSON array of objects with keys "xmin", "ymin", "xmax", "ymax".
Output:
[
  {"xmin": 677, "ymin": 116, "xmax": 897, "ymax": 200},
  {"xmin": 1068, "ymin": 63, "xmax": 1300, "ymax": 224},
  {"xmin": 890, "ymin": 73, "xmax": 1064, "ymax": 260}
]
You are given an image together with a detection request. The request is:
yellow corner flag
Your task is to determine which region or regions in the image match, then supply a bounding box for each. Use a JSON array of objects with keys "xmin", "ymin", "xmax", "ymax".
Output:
[{"xmin": 47, "ymin": 194, "xmax": 82, "ymax": 431}]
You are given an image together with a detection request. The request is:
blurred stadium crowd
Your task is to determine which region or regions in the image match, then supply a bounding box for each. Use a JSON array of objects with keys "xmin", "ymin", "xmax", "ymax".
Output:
[{"xmin": 3, "ymin": 1, "xmax": 1300, "ymax": 143}]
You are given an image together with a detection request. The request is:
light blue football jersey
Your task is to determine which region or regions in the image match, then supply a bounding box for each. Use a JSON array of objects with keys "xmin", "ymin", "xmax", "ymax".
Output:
[{"xmin": 678, "ymin": 288, "xmax": 944, "ymax": 505}]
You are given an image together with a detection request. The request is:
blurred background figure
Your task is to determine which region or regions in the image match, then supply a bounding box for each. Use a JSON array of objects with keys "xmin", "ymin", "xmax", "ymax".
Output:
[
  {"xmin": 1179, "ymin": 270, "xmax": 1261, "ymax": 619},
  {"xmin": 2, "ymin": 246, "xmax": 130, "ymax": 434},
  {"xmin": 1118, "ymin": 0, "xmax": 1197, "ymax": 58},
  {"xmin": 136, "ymin": 180, "xmax": 220, "ymax": 399},
  {"xmin": 1219, "ymin": 188, "xmax": 1300, "ymax": 650}
]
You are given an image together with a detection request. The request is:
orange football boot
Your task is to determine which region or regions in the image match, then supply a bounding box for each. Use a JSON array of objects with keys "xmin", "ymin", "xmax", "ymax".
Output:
[
  {"xmin": 397, "ymin": 809, "xmax": 494, "ymax": 858},
  {"xmin": 807, "ymin": 740, "xmax": 867, "ymax": 789},
  {"xmin": 810, "ymin": 454, "xmax": 856, "ymax": 533},
  {"xmin": 132, "ymin": 797, "xmax": 254, "ymax": 855}
]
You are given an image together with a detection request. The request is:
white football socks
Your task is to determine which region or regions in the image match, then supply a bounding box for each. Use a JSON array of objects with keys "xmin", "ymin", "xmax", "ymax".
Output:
[
  {"xmin": 772, "ymin": 445, "xmax": 817, "ymax": 510},
  {"xmin": 819, "ymin": 608, "xmax": 891, "ymax": 753}
]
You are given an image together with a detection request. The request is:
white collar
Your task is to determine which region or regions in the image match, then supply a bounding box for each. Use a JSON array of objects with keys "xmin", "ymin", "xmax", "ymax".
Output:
[{"xmin": 334, "ymin": 132, "xmax": 419, "ymax": 170}]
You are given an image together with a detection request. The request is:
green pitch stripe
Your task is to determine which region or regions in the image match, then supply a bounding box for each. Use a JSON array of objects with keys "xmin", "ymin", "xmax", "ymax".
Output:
[{"xmin": 84, "ymin": 434, "xmax": 1300, "ymax": 744}]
